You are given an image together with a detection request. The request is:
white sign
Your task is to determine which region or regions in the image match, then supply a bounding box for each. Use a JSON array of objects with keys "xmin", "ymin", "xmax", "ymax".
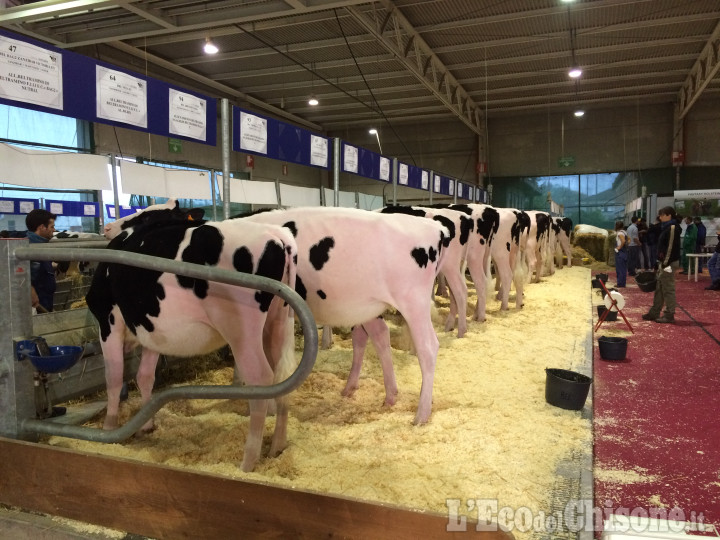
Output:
[
  {"xmin": 0, "ymin": 200, "xmax": 14, "ymax": 213},
  {"xmin": 399, "ymin": 163, "xmax": 409, "ymax": 185},
  {"xmin": 84, "ymin": 204, "xmax": 96, "ymax": 216},
  {"xmin": 674, "ymin": 189, "xmax": 720, "ymax": 200},
  {"xmin": 343, "ymin": 144, "xmax": 358, "ymax": 173},
  {"xmin": 449, "ymin": 180, "xmax": 455, "ymax": 196},
  {"xmin": 0, "ymin": 35, "xmax": 63, "ymax": 110},
  {"xmin": 239, "ymin": 111, "xmax": 268, "ymax": 154},
  {"xmin": 107, "ymin": 206, "xmax": 116, "ymax": 218},
  {"xmin": 434, "ymin": 174, "xmax": 441, "ymax": 193},
  {"xmin": 19, "ymin": 201, "xmax": 34, "ymax": 213},
  {"xmin": 421, "ymin": 170, "xmax": 429, "ymax": 190},
  {"xmin": 310, "ymin": 135, "xmax": 328, "ymax": 167},
  {"xmin": 50, "ymin": 202, "xmax": 63, "ymax": 214},
  {"xmin": 96, "ymin": 66, "xmax": 148, "ymax": 128},
  {"xmin": 379, "ymin": 157, "xmax": 390, "ymax": 181},
  {"xmin": 168, "ymin": 88, "xmax": 206, "ymax": 141}
]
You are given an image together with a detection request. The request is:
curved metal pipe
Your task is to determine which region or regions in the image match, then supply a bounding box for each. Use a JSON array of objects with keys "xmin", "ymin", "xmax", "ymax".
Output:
[{"xmin": 15, "ymin": 245, "xmax": 318, "ymax": 442}]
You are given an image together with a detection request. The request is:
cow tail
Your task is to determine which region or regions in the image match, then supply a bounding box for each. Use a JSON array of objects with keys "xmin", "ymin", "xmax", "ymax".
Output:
[{"xmin": 274, "ymin": 239, "xmax": 299, "ymax": 387}]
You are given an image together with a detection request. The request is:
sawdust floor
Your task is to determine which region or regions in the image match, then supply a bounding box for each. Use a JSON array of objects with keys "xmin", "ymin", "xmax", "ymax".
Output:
[{"xmin": 48, "ymin": 266, "xmax": 594, "ymax": 540}]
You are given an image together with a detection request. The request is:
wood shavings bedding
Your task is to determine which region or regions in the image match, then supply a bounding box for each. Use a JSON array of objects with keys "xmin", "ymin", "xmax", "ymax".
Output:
[{"xmin": 48, "ymin": 266, "xmax": 593, "ymax": 540}]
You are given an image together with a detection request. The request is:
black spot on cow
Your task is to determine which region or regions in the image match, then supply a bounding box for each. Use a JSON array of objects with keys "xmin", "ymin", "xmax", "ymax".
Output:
[
  {"xmin": 117, "ymin": 201, "xmax": 205, "ymax": 233},
  {"xmin": 412, "ymin": 247, "xmax": 433, "ymax": 268},
  {"xmin": 559, "ymin": 217, "xmax": 573, "ymax": 236},
  {"xmin": 447, "ymin": 204, "xmax": 473, "ymax": 216},
  {"xmin": 309, "ymin": 237, "xmax": 335, "ymax": 270},
  {"xmin": 506, "ymin": 242, "xmax": 511, "ymax": 252},
  {"xmin": 254, "ymin": 240, "xmax": 286, "ymax": 312},
  {"xmin": 480, "ymin": 238, "xmax": 486, "ymax": 245},
  {"xmin": 233, "ymin": 246, "xmax": 253, "ymax": 274},
  {"xmin": 178, "ymin": 225, "xmax": 224, "ymax": 299},
  {"xmin": 283, "ymin": 221, "xmax": 298, "ymax": 238},
  {"xmin": 458, "ymin": 215, "xmax": 474, "ymax": 245},
  {"xmin": 477, "ymin": 207, "xmax": 500, "ymax": 243},
  {"xmin": 380, "ymin": 205, "xmax": 428, "ymax": 218},
  {"xmin": 432, "ymin": 215, "xmax": 454, "ymax": 247},
  {"xmin": 317, "ymin": 290, "xmax": 327, "ymax": 300},
  {"xmin": 429, "ymin": 246, "xmax": 438, "ymax": 263},
  {"xmin": 295, "ymin": 274, "xmax": 307, "ymax": 301},
  {"xmin": 535, "ymin": 212, "xmax": 551, "ymax": 241}
]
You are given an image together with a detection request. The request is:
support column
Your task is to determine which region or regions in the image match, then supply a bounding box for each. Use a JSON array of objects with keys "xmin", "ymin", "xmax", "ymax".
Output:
[{"xmin": 0, "ymin": 238, "xmax": 37, "ymax": 440}]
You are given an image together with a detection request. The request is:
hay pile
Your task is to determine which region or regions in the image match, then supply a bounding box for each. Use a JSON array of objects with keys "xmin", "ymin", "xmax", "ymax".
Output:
[{"xmin": 48, "ymin": 267, "xmax": 593, "ymax": 539}]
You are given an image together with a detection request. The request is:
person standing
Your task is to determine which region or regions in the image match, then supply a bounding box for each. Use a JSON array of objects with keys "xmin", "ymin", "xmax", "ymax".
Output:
[
  {"xmin": 638, "ymin": 217, "xmax": 650, "ymax": 269},
  {"xmin": 25, "ymin": 209, "xmax": 57, "ymax": 312},
  {"xmin": 705, "ymin": 227, "xmax": 720, "ymax": 290},
  {"xmin": 626, "ymin": 216, "xmax": 641, "ymax": 276},
  {"xmin": 694, "ymin": 216, "xmax": 707, "ymax": 273},
  {"xmin": 614, "ymin": 220, "xmax": 628, "ymax": 287},
  {"xmin": 642, "ymin": 206, "xmax": 681, "ymax": 324},
  {"xmin": 680, "ymin": 216, "xmax": 697, "ymax": 274},
  {"xmin": 646, "ymin": 216, "xmax": 661, "ymax": 270}
]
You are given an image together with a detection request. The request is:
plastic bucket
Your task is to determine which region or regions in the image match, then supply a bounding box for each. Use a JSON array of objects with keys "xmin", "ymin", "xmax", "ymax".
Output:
[
  {"xmin": 635, "ymin": 271, "xmax": 657, "ymax": 293},
  {"xmin": 545, "ymin": 368, "xmax": 592, "ymax": 410},
  {"xmin": 598, "ymin": 336, "xmax": 628, "ymax": 361},
  {"xmin": 596, "ymin": 305, "xmax": 618, "ymax": 321},
  {"xmin": 596, "ymin": 273, "xmax": 608, "ymax": 283}
]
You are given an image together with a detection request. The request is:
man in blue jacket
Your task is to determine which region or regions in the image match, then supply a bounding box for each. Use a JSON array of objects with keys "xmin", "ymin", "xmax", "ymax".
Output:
[
  {"xmin": 642, "ymin": 207, "xmax": 681, "ymax": 324},
  {"xmin": 25, "ymin": 209, "xmax": 57, "ymax": 312}
]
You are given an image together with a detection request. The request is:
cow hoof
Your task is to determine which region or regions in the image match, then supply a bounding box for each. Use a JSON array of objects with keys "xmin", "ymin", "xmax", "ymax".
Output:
[
  {"xmin": 268, "ymin": 442, "xmax": 287, "ymax": 458},
  {"xmin": 103, "ymin": 415, "xmax": 119, "ymax": 430},
  {"xmin": 383, "ymin": 396, "xmax": 397, "ymax": 407},
  {"xmin": 341, "ymin": 386, "xmax": 357, "ymax": 398}
]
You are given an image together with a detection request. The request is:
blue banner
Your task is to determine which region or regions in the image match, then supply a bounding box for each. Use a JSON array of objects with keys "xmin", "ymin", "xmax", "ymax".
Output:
[
  {"xmin": 397, "ymin": 162, "xmax": 429, "ymax": 191},
  {"xmin": 0, "ymin": 29, "xmax": 217, "ymax": 146},
  {"xmin": 105, "ymin": 204, "xmax": 145, "ymax": 219},
  {"xmin": 232, "ymin": 107, "xmax": 330, "ymax": 169},
  {"xmin": 0, "ymin": 197, "xmax": 39, "ymax": 214},
  {"xmin": 45, "ymin": 199, "xmax": 99, "ymax": 218},
  {"xmin": 432, "ymin": 173, "xmax": 456, "ymax": 196}
]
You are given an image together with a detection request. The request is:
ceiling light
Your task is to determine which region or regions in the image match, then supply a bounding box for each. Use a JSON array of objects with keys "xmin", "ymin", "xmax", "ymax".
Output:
[
  {"xmin": 369, "ymin": 128, "xmax": 378, "ymax": 135},
  {"xmin": 204, "ymin": 37, "xmax": 219, "ymax": 55},
  {"xmin": 574, "ymin": 109, "xmax": 585, "ymax": 117},
  {"xmin": 568, "ymin": 66, "xmax": 582, "ymax": 78},
  {"xmin": 308, "ymin": 95, "xmax": 319, "ymax": 106}
]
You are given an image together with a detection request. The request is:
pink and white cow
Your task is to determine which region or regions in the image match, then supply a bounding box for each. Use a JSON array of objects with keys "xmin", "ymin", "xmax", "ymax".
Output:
[
  {"xmin": 87, "ymin": 200, "xmax": 298, "ymax": 471},
  {"xmin": 379, "ymin": 205, "xmax": 472, "ymax": 337},
  {"xmin": 239, "ymin": 207, "xmax": 448, "ymax": 424},
  {"xmin": 488, "ymin": 207, "xmax": 531, "ymax": 311}
]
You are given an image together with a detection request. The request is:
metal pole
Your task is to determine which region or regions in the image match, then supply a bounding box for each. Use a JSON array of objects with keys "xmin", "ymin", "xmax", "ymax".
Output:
[
  {"xmin": 391, "ymin": 158, "xmax": 398, "ymax": 206},
  {"xmin": 429, "ymin": 170, "xmax": 434, "ymax": 204},
  {"xmin": 221, "ymin": 98, "xmax": 231, "ymax": 220},
  {"xmin": 109, "ymin": 154, "xmax": 120, "ymax": 221},
  {"xmin": 333, "ymin": 138, "xmax": 341, "ymax": 207},
  {"xmin": 210, "ymin": 169, "xmax": 218, "ymax": 221},
  {"xmin": 14, "ymin": 245, "xmax": 318, "ymax": 443}
]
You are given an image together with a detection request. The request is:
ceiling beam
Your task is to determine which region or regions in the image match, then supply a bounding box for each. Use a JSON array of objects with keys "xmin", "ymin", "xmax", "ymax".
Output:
[
  {"xmin": 344, "ymin": 0, "xmax": 483, "ymax": 135},
  {"xmin": 677, "ymin": 19, "xmax": 720, "ymax": 118},
  {"xmin": 0, "ymin": 0, "xmax": 131, "ymax": 24}
]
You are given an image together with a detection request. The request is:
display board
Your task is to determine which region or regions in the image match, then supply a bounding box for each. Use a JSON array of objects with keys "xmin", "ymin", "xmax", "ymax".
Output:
[
  {"xmin": 0, "ymin": 30, "xmax": 216, "ymax": 145},
  {"xmin": 233, "ymin": 107, "xmax": 329, "ymax": 169},
  {"xmin": 45, "ymin": 199, "xmax": 99, "ymax": 218}
]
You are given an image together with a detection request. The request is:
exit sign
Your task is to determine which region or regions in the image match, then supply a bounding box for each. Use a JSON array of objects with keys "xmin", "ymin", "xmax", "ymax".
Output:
[
  {"xmin": 168, "ymin": 138, "xmax": 182, "ymax": 153},
  {"xmin": 558, "ymin": 156, "xmax": 575, "ymax": 167}
]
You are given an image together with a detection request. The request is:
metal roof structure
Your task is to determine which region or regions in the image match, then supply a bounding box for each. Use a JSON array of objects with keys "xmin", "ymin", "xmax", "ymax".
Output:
[{"xmin": 2, "ymin": 0, "xmax": 720, "ymax": 136}]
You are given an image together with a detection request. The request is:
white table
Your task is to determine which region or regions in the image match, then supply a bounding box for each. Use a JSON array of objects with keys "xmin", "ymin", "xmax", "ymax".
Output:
[{"xmin": 687, "ymin": 253, "xmax": 712, "ymax": 282}]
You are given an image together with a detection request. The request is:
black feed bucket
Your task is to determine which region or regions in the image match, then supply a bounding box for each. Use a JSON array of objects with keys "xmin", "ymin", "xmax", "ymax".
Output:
[
  {"xmin": 545, "ymin": 368, "xmax": 592, "ymax": 410},
  {"xmin": 598, "ymin": 336, "xmax": 628, "ymax": 361},
  {"xmin": 596, "ymin": 305, "xmax": 618, "ymax": 321},
  {"xmin": 635, "ymin": 271, "xmax": 657, "ymax": 293},
  {"xmin": 592, "ymin": 273, "xmax": 609, "ymax": 289}
]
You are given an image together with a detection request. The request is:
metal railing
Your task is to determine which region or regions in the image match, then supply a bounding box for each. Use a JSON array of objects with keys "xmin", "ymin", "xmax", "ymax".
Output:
[{"xmin": 14, "ymin": 244, "xmax": 318, "ymax": 442}]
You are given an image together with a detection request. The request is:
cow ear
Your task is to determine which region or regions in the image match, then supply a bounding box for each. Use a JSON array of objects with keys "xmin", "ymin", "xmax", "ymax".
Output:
[{"xmin": 187, "ymin": 209, "xmax": 205, "ymax": 221}]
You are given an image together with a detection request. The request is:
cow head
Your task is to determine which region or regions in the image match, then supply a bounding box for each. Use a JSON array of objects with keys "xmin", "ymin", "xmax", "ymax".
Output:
[{"xmin": 103, "ymin": 199, "xmax": 205, "ymax": 239}]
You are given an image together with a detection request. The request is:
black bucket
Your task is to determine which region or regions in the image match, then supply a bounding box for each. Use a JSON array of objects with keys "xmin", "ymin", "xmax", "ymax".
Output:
[
  {"xmin": 596, "ymin": 305, "xmax": 618, "ymax": 321},
  {"xmin": 635, "ymin": 271, "xmax": 657, "ymax": 293},
  {"xmin": 596, "ymin": 273, "xmax": 608, "ymax": 283},
  {"xmin": 598, "ymin": 336, "xmax": 628, "ymax": 361},
  {"xmin": 545, "ymin": 368, "xmax": 592, "ymax": 410}
]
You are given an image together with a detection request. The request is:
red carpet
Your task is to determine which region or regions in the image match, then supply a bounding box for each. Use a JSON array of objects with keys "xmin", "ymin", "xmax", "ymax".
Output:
[{"xmin": 593, "ymin": 269, "xmax": 720, "ymax": 535}]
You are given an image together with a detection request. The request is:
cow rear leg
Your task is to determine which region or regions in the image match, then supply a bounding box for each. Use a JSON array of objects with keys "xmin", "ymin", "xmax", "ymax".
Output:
[
  {"xmin": 269, "ymin": 315, "xmax": 295, "ymax": 459},
  {"xmin": 402, "ymin": 306, "xmax": 439, "ymax": 425},
  {"xmin": 363, "ymin": 317, "xmax": 398, "ymax": 406},
  {"xmin": 101, "ymin": 316, "xmax": 126, "ymax": 430},
  {"xmin": 135, "ymin": 348, "xmax": 160, "ymax": 433},
  {"xmin": 343, "ymin": 325, "xmax": 369, "ymax": 398},
  {"xmin": 321, "ymin": 325, "xmax": 333, "ymax": 349},
  {"xmin": 443, "ymin": 271, "xmax": 468, "ymax": 337}
]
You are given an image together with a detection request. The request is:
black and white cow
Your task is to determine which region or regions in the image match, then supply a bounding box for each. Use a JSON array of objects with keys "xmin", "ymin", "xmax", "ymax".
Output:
[
  {"xmin": 552, "ymin": 216, "xmax": 574, "ymax": 268},
  {"xmin": 87, "ymin": 200, "xmax": 298, "ymax": 472},
  {"xmin": 524, "ymin": 210, "xmax": 553, "ymax": 283},
  {"xmin": 239, "ymin": 206, "xmax": 449, "ymax": 425}
]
